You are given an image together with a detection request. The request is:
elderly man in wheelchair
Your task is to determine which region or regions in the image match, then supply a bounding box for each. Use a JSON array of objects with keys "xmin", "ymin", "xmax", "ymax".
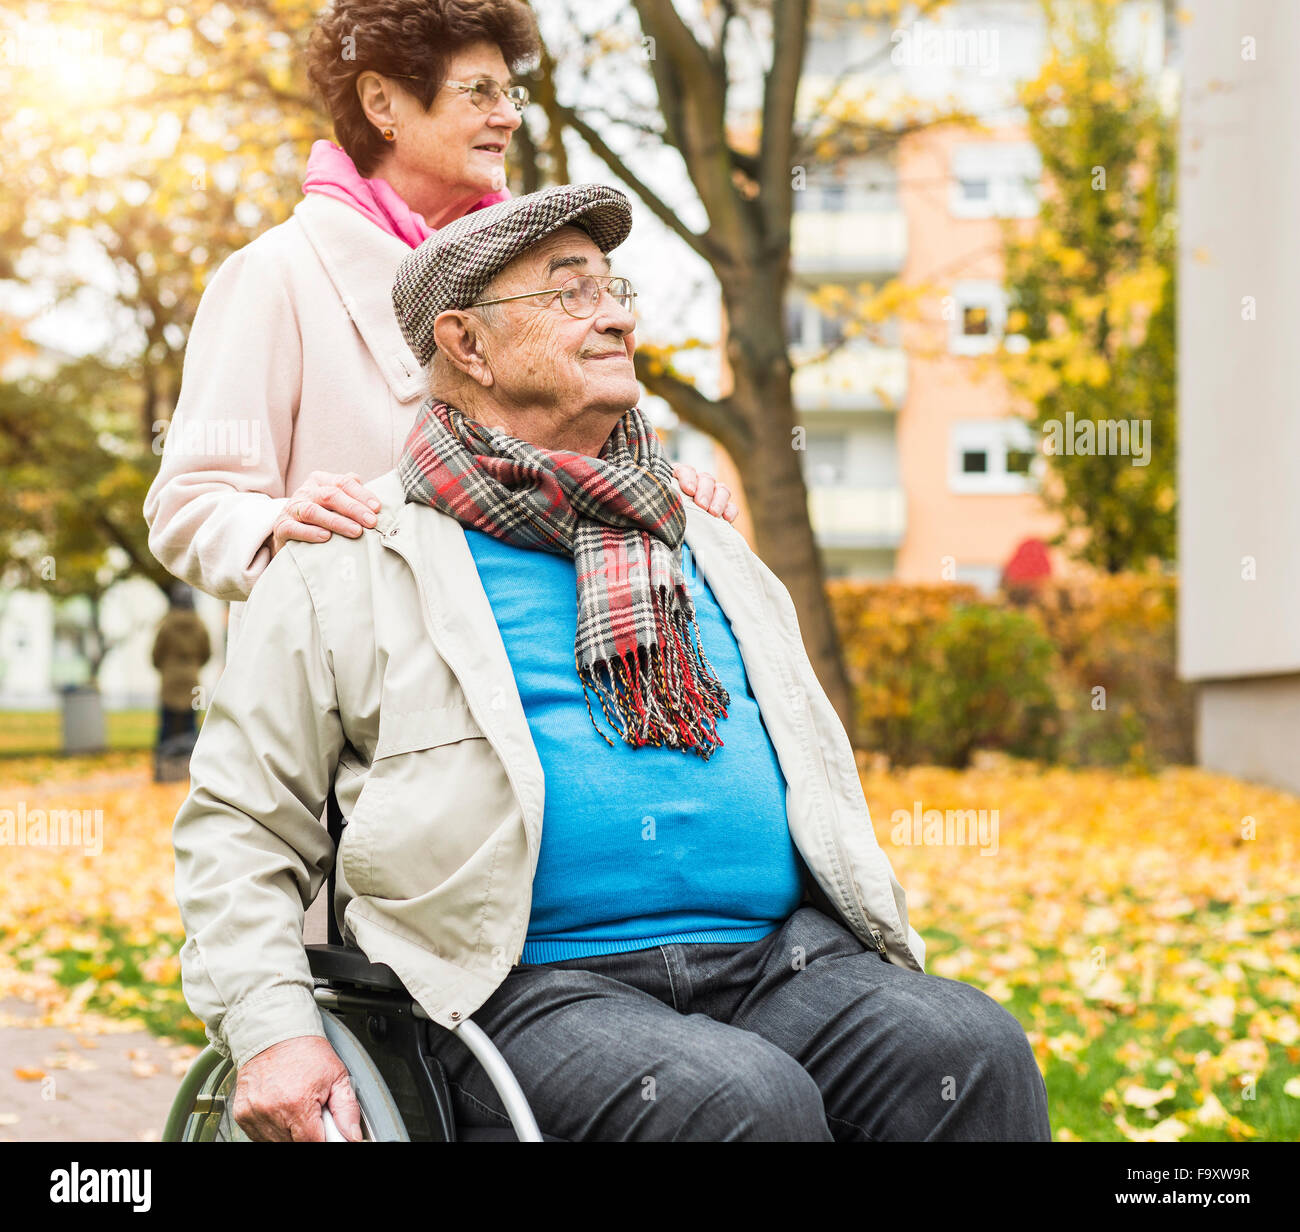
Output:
[{"xmin": 165, "ymin": 183, "xmax": 1052, "ymax": 1143}]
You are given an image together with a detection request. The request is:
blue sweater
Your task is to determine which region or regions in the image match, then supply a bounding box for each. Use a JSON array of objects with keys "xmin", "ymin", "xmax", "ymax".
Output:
[{"xmin": 463, "ymin": 529, "xmax": 805, "ymax": 963}]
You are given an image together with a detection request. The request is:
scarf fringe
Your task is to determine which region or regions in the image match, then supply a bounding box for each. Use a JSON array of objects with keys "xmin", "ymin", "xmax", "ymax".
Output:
[{"xmin": 578, "ymin": 588, "xmax": 730, "ymax": 761}]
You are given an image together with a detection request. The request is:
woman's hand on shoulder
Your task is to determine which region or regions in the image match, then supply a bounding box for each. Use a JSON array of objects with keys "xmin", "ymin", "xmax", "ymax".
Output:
[
  {"xmin": 672, "ymin": 464, "xmax": 739, "ymax": 523},
  {"xmin": 271, "ymin": 471, "xmax": 382, "ymax": 557}
]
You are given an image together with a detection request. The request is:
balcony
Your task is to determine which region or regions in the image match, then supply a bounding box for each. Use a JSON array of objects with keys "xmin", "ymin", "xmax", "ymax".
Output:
[
  {"xmin": 807, "ymin": 486, "xmax": 907, "ymax": 549},
  {"xmin": 792, "ymin": 208, "xmax": 907, "ymax": 275},
  {"xmin": 793, "ymin": 345, "xmax": 907, "ymax": 412}
]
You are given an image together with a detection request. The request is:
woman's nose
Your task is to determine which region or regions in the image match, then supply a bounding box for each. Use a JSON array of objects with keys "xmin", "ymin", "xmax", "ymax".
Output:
[{"xmin": 489, "ymin": 97, "xmax": 523, "ymax": 131}]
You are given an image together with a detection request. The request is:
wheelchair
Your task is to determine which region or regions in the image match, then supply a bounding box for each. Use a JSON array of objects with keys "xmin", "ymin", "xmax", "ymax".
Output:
[{"xmin": 163, "ymin": 790, "xmax": 559, "ymax": 1142}]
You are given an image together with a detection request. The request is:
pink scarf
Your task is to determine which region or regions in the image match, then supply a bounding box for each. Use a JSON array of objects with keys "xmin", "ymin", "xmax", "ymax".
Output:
[{"xmin": 302, "ymin": 139, "xmax": 511, "ymax": 248}]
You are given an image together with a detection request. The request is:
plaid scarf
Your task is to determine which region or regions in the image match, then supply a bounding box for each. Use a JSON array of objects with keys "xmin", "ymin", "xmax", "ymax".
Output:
[{"xmin": 398, "ymin": 398, "xmax": 730, "ymax": 758}]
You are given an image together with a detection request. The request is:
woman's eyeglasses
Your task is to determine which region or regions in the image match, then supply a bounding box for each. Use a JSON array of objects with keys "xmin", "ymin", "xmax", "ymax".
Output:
[
  {"xmin": 471, "ymin": 274, "xmax": 638, "ymax": 320},
  {"xmin": 388, "ymin": 74, "xmax": 530, "ymax": 113}
]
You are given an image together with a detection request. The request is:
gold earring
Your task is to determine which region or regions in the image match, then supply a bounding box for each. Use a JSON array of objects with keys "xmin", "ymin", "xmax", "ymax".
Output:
[{"xmin": 382, "ymin": 127, "xmax": 395, "ymax": 141}]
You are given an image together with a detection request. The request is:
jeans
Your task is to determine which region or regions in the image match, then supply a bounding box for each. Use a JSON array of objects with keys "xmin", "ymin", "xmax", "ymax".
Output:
[
  {"xmin": 425, "ymin": 905, "xmax": 1053, "ymax": 1141},
  {"xmin": 158, "ymin": 706, "xmax": 196, "ymax": 743}
]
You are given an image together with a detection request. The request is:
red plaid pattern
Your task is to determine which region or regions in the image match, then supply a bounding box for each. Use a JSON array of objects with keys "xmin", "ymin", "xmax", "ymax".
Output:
[{"xmin": 398, "ymin": 399, "xmax": 730, "ymax": 757}]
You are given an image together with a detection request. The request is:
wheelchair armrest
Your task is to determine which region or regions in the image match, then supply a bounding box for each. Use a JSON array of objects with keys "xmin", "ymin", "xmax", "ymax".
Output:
[{"xmin": 306, "ymin": 943, "xmax": 408, "ymax": 994}]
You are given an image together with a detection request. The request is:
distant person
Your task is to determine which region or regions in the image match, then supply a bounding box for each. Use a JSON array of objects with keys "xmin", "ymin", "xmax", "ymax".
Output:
[{"xmin": 152, "ymin": 583, "xmax": 211, "ymax": 745}]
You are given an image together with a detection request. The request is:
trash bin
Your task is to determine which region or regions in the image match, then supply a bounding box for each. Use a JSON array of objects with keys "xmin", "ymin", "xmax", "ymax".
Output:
[{"xmin": 60, "ymin": 684, "xmax": 106, "ymax": 754}]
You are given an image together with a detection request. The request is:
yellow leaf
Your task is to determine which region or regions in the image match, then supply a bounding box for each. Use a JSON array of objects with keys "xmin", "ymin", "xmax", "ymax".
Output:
[{"xmin": 1121, "ymin": 1081, "xmax": 1176, "ymax": 1109}]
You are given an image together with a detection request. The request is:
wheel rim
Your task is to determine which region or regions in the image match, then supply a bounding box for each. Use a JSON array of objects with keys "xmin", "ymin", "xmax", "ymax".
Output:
[{"xmin": 176, "ymin": 1012, "xmax": 409, "ymax": 1141}]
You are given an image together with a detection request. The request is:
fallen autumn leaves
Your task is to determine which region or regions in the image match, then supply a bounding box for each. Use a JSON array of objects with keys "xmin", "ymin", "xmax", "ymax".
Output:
[{"xmin": 1, "ymin": 751, "xmax": 1297, "ymax": 1141}]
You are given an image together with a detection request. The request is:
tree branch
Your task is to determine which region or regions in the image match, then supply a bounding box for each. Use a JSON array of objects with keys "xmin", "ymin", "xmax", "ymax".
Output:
[
  {"xmin": 525, "ymin": 39, "xmax": 572, "ymax": 186},
  {"xmin": 633, "ymin": 353, "xmax": 750, "ymax": 457},
  {"xmin": 758, "ymin": 0, "xmax": 811, "ymax": 248},
  {"xmin": 93, "ymin": 510, "xmax": 172, "ymax": 593},
  {"xmin": 633, "ymin": 0, "xmax": 750, "ymax": 252},
  {"xmin": 550, "ymin": 100, "xmax": 715, "ymax": 264}
]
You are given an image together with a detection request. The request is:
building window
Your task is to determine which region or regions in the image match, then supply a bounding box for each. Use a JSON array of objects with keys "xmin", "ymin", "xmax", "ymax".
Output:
[
  {"xmin": 793, "ymin": 157, "xmax": 898, "ymax": 213},
  {"xmin": 783, "ymin": 297, "xmax": 807, "ymax": 346},
  {"xmin": 954, "ymin": 564, "xmax": 1003, "ymax": 596},
  {"xmin": 785, "ymin": 293, "xmax": 851, "ymax": 351},
  {"xmin": 821, "ymin": 183, "xmax": 848, "ymax": 211},
  {"xmin": 949, "ymin": 142, "xmax": 1041, "ymax": 219},
  {"xmin": 962, "ymin": 304, "xmax": 991, "ymax": 337},
  {"xmin": 794, "ymin": 182, "xmax": 850, "ymax": 212},
  {"xmin": 949, "ymin": 281, "xmax": 1006, "ymax": 355},
  {"xmin": 819, "ymin": 309, "xmax": 846, "ymax": 349},
  {"xmin": 801, "ymin": 432, "xmax": 850, "ymax": 487},
  {"xmin": 949, "ymin": 420, "xmax": 1039, "ymax": 495},
  {"xmin": 1005, "ymin": 445, "xmax": 1035, "ymax": 476}
]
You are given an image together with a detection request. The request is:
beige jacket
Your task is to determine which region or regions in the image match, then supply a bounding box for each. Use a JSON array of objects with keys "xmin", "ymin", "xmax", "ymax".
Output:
[
  {"xmin": 172, "ymin": 469, "xmax": 927, "ymax": 1069},
  {"xmin": 142, "ymin": 194, "xmax": 428, "ymax": 654}
]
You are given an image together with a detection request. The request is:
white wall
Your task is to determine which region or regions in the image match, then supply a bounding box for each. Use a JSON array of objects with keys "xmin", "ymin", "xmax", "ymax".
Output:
[{"xmin": 1178, "ymin": 0, "xmax": 1300, "ymax": 683}]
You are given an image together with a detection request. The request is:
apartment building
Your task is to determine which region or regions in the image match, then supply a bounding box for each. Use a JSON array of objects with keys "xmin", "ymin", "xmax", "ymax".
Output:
[{"xmin": 688, "ymin": 0, "xmax": 1174, "ymax": 590}]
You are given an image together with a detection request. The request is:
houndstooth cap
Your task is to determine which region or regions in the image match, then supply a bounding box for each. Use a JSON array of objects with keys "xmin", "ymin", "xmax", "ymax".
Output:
[{"xmin": 391, "ymin": 182, "xmax": 634, "ymax": 366}]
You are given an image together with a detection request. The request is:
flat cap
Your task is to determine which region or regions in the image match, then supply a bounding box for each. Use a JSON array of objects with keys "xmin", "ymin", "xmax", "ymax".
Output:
[{"xmin": 391, "ymin": 182, "xmax": 633, "ymax": 366}]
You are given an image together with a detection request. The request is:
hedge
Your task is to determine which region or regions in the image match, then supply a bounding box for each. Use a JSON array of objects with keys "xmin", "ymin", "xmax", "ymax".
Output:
[{"xmin": 825, "ymin": 575, "xmax": 1195, "ymax": 770}]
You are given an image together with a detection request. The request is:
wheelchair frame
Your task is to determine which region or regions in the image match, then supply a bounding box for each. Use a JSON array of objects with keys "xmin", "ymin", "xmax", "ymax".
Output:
[{"xmin": 163, "ymin": 787, "xmax": 548, "ymax": 1142}]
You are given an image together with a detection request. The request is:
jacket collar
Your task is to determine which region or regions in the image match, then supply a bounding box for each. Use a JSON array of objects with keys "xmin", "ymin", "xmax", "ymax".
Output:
[
  {"xmin": 369, "ymin": 477, "xmax": 741, "ymax": 844},
  {"xmin": 294, "ymin": 194, "xmax": 427, "ymax": 405},
  {"xmin": 368, "ymin": 478, "xmax": 922, "ymax": 970}
]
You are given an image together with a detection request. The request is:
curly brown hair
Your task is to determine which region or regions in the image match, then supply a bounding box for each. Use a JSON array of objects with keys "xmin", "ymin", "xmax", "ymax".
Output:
[{"xmin": 305, "ymin": 0, "xmax": 539, "ymax": 176}]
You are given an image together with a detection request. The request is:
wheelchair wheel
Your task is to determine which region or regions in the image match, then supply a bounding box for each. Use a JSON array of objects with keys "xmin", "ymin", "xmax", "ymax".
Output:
[{"xmin": 164, "ymin": 1011, "xmax": 410, "ymax": 1141}]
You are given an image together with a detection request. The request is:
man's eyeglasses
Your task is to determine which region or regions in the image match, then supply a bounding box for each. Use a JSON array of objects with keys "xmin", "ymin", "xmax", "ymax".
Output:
[
  {"xmin": 471, "ymin": 274, "xmax": 638, "ymax": 320},
  {"xmin": 388, "ymin": 74, "xmax": 530, "ymax": 113}
]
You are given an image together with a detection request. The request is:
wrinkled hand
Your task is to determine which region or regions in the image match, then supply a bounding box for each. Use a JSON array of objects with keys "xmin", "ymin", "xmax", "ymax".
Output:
[
  {"xmin": 673, "ymin": 464, "xmax": 739, "ymax": 523},
  {"xmin": 271, "ymin": 471, "xmax": 381, "ymax": 557},
  {"xmin": 230, "ymin": 1035, "xmax": 364, "ymax": 1142}
]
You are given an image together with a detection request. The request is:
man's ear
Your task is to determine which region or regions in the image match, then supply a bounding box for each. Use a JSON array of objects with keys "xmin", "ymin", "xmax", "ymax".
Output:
[{"xmin": 432, "ymin": 311, "xmax": 494, "ymax": 388}]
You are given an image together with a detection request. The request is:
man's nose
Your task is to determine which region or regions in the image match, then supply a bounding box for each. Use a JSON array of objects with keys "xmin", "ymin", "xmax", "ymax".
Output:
[{"xmin": 593, "ymin": 291, "xmax": 636, "ymax": 334}]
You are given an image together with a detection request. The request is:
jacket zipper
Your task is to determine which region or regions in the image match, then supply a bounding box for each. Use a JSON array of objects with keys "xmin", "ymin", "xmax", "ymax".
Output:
[{"xmin": 376, "ymin": 518, "xmax": 536, "ymax": 958}]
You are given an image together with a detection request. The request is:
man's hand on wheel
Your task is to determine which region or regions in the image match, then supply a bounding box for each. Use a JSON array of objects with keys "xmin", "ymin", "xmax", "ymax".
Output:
[{"xmin": 230, "ymin": 1035, "xmax": 364, "ymax": 1141}]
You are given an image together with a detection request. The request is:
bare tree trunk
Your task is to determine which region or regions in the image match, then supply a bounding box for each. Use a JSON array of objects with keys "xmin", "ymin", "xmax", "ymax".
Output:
[{"xmin": 726, "ymin": 340, "xmax": 858, "ymax": 744}]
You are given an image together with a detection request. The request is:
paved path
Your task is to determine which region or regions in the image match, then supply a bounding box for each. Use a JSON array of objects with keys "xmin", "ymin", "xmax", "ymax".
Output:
[{"xmin": 0, "ymin": 999, "xmax": 201, "ymax": 1141}]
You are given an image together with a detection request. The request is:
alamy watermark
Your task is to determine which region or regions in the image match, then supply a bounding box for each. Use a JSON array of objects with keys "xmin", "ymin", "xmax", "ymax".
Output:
[
  {"xmin": 153, "ymin": 417, "xmax": 261, "ymax": 469},
  {"xmin": 1042, "ymin": 412, "xmax": 1151, "ymax": 466},
  {"xmin": 890, "ymin": 801, "xmax": 999, "ymax": 856},
  {"xmin": 1, "ymin": 803, "xmax": 103, "ymax": 856},
  {"xmin": 891, "ymin": 19, "xmax": 999, "ymax": 76},
  {"xmin": 49, "ymin": 1162, "xmax": 150, "ymax": 1213}
]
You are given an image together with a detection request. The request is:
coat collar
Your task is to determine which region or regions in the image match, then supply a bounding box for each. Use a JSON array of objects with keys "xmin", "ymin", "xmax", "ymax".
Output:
[
  {"xmin": 367, "ymin": 474, "xmax": 745, "ymax": 854},
  {"xmin": 294, "ymin": 194, "xmax": 427, "ymax": 405},
  {"xmin": 365, "ymin": 474, "xmax": 923, "ymax": 971}
]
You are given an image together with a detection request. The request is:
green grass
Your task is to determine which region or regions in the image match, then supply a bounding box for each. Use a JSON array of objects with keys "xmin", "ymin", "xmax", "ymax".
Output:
[
  {"xmin": 0, "ymin": 709, "xmax": 201, "ymax": 756},
  {"xmin": 3, "ymin": 922, "xmax": 207, "ymax": 1047},
  {"xmin": 920, "ymin": 931, "xmax": 1300, "ymax": 1142}
]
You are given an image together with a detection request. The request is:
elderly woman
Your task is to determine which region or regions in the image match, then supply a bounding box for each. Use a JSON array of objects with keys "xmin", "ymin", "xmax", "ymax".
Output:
[{"xmin": 143, "ymin": 0, "xmax": 734, "ymax": 657}]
